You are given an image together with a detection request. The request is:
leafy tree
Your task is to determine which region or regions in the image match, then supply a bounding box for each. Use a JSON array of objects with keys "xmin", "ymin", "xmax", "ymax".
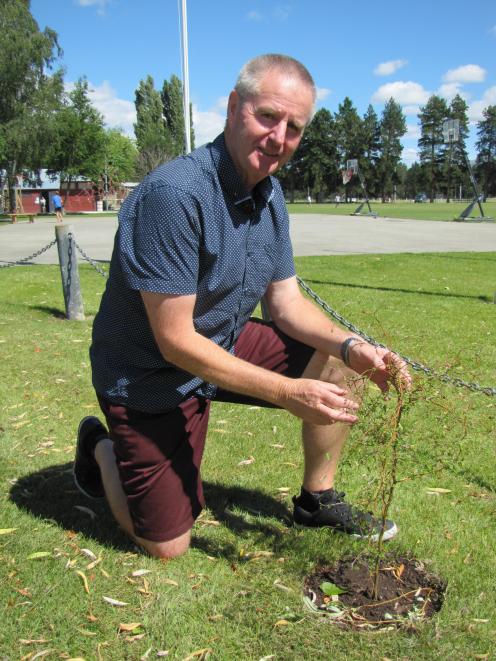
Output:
[
  {"xmin": 134, "ymin": 75, "xmax": 172, "ymax": 177},
  {"xmin": 0, "ymin": 0, "xmax": 64, "ymax": 211},
  {"xmin": 47, "ymin": 78, "xmax": 106, "ymax": 194},
  {"xmin": 293, "ymin": 108, "xmax": 338, "ymax": 201},
  {"xmin": 475, "ymin": 105, "xmax": 496, "ymax": 197},
  {"xmin": 445, "ymin": 95, "xmax": 470, "ymax": 202},
  {"xmin": 161, "ymin": 74, "xmax": 195, "ymax": 156},
  {"xmin": 377, "ymin": 98, "xmax": 406, "ymax": 202},
  {"xmin": 404, "ymin": 162, "xmax": 427, "ymax": 199},
  {"xmin": 418, "ymin": 95, "xmax": 449, "ymax": 202},
  {"xmin": 361, "ymin": 105, "xmax": 381, "ymax": 197},
  {"xmin": 104, "ymin": 129, "xmax": 138, "ymax": 186}
]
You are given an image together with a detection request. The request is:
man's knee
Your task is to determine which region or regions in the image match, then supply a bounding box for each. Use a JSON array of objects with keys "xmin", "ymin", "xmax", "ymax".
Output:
[
  {"xmin": 137, "ymin": 529, "xmax": 191, "ymax": 559},
  {"xmin": 303, "ymin": 351, "xmax": 364, "ymax": 403}
]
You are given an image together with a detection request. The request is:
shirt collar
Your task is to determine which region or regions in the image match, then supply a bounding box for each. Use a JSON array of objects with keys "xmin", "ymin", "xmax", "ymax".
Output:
[{"xmin": 210, "ymin": 133, "xmax": 274, "ymax": 212}]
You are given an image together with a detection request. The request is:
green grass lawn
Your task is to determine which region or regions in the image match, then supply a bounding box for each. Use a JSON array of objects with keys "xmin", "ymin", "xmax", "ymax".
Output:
[
  {"xmin": 287, "ymin": 200, "xmax": 496, "ymax": 221},
  {"xmin": 1, "ymin": 254, "xmax": 495, "ymax": 659}
]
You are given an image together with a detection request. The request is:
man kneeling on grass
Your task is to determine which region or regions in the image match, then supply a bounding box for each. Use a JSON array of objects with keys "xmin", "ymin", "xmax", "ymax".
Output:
[{"xmin": 74, "ymin": 53, "xmax": 411, "ymax": 558}]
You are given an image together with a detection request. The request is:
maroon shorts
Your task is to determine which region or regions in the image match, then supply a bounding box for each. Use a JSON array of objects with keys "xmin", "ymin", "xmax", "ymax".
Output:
[{"xmin": 97, "ymin": 318, "xmax": 314, "ymax": 542}]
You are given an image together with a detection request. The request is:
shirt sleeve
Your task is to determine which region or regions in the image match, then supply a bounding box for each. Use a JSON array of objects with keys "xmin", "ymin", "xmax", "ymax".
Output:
[
  {"xmin": 117, "ymin": 183, "xmax": 201, "ymax": 295},
  {"xmin": 270, "ymin": 181, "xmax": 296, "ymax": 282}
]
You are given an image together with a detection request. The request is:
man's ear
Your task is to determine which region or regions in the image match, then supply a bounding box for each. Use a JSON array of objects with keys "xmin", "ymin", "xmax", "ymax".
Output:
[{"xmin": 226, "ymin": 90, "xmax": 238, "ymax": 123}]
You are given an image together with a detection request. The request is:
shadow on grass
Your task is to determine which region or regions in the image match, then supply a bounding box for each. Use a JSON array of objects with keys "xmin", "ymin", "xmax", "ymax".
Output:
[
  {"xmin": 304, "ymin": 278, "xmax": 492, "ymax": 302},
  {"xmin": 9, "ymin": 465, "xmax": 293, "ymax": 559},
  {"xmin": 30, "ymin": 305, "xmax": 66, "ymax": 319}
]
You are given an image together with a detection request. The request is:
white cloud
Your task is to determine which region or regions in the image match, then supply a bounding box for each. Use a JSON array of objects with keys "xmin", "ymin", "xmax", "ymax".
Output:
[
  {"xmin": 437, "ymin": 82, "xmax": 465, "ymax": 101},
  {"xmin": 316, "ymin": 87, "xmax": 331, "ymax": 101},
  {"xmin": 405, "ymin": 123, "xmax": 420, "ymax": 140},
  {"xmin": 403, "ymin": 105, "xmax": 421, "ymax": 116},
  {"xmin": 401, "ymin": 147, "xmax": 419, "ymax": 165},
  {"xmin": 247, "ymin": 10, "xmax": 262, "ymax": 21},
  {"xmin": 66, "ymin": 80, "xmax": 136, "ymax": 136},
  {"xmin": 373, "ymin": 59, "xmax": 407, "ymax": 76},
  {"xmin": 443, "ymin": 64, "xmax": 486, "ymax": 83},
  {"xmin": 468, "ymin": 86, "xmax": 496, "ymax": 122},
  {"xmin": 192, "ymin": 97, "xmax": 228, "ymax": 147},
  {"xmin": 371, "ymin": 81, "xmax": 430, "ymax": 105},
  {"xmin": 76, "ymin": 0, "xmax": 111, "ymax": 15},
  {"xmin": 490, "ymin": 25, "xmax": 496, "ymax": 36}
]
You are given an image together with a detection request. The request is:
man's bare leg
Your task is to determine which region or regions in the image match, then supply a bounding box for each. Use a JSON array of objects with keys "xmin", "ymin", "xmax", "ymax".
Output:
[
  {"xmin": 95, "ymin": 439, "xmax": 191, "ymax": 558},
  {"xmin": 300, "ymin": 351, "xmax": 361, "ymax": 491}
]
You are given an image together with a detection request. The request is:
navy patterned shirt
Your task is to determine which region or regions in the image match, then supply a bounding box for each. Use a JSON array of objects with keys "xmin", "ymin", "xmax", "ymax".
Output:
[{"xmin": 90, "ymin": 133, "xmax": 295, "ymax": 412}]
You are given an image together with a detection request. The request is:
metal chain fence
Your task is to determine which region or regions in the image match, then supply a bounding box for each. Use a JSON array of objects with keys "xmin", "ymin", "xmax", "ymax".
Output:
[
  {"xmin": 1, "ymin": 234, "xmax": 494, "ymax": 396},
  {"xmin": 0, "ymin": 238, "xmax": 57, "ymax": 268},
  {"xmin": 297, "ymin": 276, "xmax": 496, "ymax": 397}
]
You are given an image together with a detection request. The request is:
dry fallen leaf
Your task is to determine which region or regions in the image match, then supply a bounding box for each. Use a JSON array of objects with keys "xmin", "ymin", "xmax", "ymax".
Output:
[
  {"xmin": 182, "ymin": 649, "xmax": 212, "ymax": 661},
  {"xmin": 131, "ymin": 569, "xmax": 152, "ymax": 577},
  {"xmin": 103, "ymin": 596, "xmax": 128, "ymax": 607},
  {"xmin": 0, "ymin": 528, "xmax": 17, "ymax": 535},
  {"xmin": 118, "ymin": 622, "xmax": 142, "ymax": 633},
  {"xmin": 163, "ymin": 578, "xmax": 179, "ymax": 587},
  {"xmin": 237, "ymin": 456, "xmax": 255, "ymax": 466},
  {"xmin": 27, "ymin": 551, "xmax": 51, "ymax": 560},
  {"xmin": 80, "ymin": 548, "xmax": 97, "ymax": 561},
  {"xmin": 426, "ymin": 487, "xmax": 452, "ymax": 494},
  {"xmin": 76, "ymin": 570, "xmax": 90, "ymax": 594},
  {"xmin": 274, "ymin": 619, "xmax": 290, "ymax": 627}
]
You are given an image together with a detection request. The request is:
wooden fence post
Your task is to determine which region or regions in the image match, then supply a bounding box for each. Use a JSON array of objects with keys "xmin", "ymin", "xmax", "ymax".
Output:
[{"xmin": 55, "ymin": 224, "xmax": 85, "ymax": 321}]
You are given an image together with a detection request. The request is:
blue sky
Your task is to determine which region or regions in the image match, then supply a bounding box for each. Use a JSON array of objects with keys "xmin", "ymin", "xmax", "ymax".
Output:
[{"xmin": 31, "ymin": 0, "xmax": 495, "ymax": 163}]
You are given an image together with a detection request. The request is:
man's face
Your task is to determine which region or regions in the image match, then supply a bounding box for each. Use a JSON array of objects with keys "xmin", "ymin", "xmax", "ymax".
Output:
[{"xmin": 225, "ymin": 70, "xmax": 314, "ymax": 190}]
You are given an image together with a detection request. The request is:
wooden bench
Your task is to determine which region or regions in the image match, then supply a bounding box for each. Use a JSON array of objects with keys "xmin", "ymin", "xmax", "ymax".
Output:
[{"xmin": 7, "ymin": 213, "xmax": 36, "ymax": 224}]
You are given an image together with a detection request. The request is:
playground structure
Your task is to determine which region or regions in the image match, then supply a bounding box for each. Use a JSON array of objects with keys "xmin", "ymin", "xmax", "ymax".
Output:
[
  {"xmin": 444, "ymin": 119, "xmax": 493, "ymax": 222},
  {"xmin": 341, "ymin": 159, "xmax": 377, "ymax": 218}
]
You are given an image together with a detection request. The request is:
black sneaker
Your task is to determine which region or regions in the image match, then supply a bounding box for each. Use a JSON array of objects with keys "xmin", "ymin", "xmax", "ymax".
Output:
[
  {"xmin": 293, "ymin": 488, "xmax": 398, "ymax": 542},
  {"xmin": 73, "ymin": 416, "xmax": 108, "ymax": 499}
]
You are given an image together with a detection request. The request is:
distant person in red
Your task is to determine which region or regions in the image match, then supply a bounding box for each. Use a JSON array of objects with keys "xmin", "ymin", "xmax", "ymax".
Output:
[{"xmin": 52, "ymin": 191, "xmax": 63, "ymax": 221}]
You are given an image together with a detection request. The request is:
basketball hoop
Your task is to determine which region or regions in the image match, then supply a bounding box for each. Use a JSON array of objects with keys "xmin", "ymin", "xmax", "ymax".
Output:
[
  {"xmin": 341, "ymin": 169, "xmax": 353, "ymax": 185},
  {"xmin": 442, "ymin": 119, "xmax": 460, "ymax": 144}
]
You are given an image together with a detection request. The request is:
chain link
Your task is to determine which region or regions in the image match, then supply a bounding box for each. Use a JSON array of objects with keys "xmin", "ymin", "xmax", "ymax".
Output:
[
  {"xmin": 297, "ymin": 276, "xmax": 496, "ymax": 397},
  {"xmin": 0, "ymin": 239, "xmax": 57, "ymax": 268},
  {"xmin": 70, "ymin": 234, "xmax": 108, "ymax": 278}
]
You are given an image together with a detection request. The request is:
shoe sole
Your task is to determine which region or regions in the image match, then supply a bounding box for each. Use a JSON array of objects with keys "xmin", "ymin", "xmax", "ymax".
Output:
[
  {"xmin": 294, "ymin": 521, "xmax": 399, "ymax": 542},
  {"xmin": 73, "ymin": 417, "xmax": 106, "ymax": 500}
]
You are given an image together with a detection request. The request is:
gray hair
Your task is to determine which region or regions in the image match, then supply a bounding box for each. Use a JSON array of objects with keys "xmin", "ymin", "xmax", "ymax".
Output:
[{"xmin": 235, "ymin": 54, "xmax": 316, "ymax": 104}]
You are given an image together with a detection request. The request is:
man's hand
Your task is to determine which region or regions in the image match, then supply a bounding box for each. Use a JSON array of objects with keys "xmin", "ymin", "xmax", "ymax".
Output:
[
  {"xmin": 346, "ymin": 340, "xmax": 412, "ymax": 393},
  {"xmin": 281, "ymin": 379, "xmax": 360, "ymax": 426}
]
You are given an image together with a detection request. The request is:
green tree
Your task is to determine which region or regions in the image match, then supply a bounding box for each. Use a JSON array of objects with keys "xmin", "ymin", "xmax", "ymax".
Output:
[
  {"xmin": 475, "ymin": 105, "xmax": 496, "ymax": 197},
  {"xmin": 134, "ymin": 75, "xmax": 172, "ymax": 177},
  {"xmin": 445, "ymin": 95, "xmax": 470, "ymax": 202},
  {"xmin": 0, "ymin": 0, "xmax": 64, "ymax": 211},
  {"xmin": 377, "ymin": 98, "xmax": 406, "ymax": 202},
  {"xmin": 404, "ymin": 162, "xmax": 427, "ymax": 199},
  {"xmin": 47, "ymin": 78, "xmax": 106, "ymax": 194},
  {"xmin": 361, "ymin": 104, "xmax": 381, "ymax": 197},
  {"xmin": 293, "ymin": 108, "xmax": 338, "ymax": 202},
  {"xmin": 161, "ymin": 74, "xmax": 195, "ymax": 156},
  {"xmin": 104, "ymin": 129, "xmax": 138, "ymax": 186},
  {"xmin": 418, "ymin": 95, "xmax": 449, "ymax": 202}
]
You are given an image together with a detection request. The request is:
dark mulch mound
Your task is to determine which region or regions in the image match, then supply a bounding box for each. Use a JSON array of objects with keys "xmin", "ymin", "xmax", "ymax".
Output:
[{"xmin": 303, "ymin": 554, "xmax": 446, "ymax": 630}]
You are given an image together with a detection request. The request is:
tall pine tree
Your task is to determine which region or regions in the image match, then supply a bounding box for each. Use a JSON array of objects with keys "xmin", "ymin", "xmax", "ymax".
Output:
[
  {"xmin": 377, "ymin": 98, "xmax": 406, "ymax": 202},
  {"xmin": 334, "ymin": 97, "xmax": 364, "ymax": 199},
  {"xmin": 161, "ymin": 74, "xmax": 195, "ymax": 156},
  {"xmin": 361, "ymin": 105, "xmax": 381, "ymax": 197},
  {"xmin": 134, "ymin": 75, "xmax": 172, "ymax": 177},
  {"xmin": 418, "ymin": 95, "xmax": 448, "ymax": 202},
  {"xmin": 475, "ymin": 105, "xmax": 496, "ymax": 197},
  {"xmin": 445, "ymin": 94, "xmax": 469, "ymax": 202}
]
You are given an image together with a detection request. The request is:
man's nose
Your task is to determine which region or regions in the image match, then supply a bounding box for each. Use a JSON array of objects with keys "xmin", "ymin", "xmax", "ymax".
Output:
[{"xmin": 268, "ymin": 120, "xmax": 287, "ymax": 146}]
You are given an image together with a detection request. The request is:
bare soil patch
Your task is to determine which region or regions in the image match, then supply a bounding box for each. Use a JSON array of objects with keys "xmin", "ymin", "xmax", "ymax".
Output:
[{"xmin": 303, "ymin": 553, "xmax": 446, "ymax": 631}]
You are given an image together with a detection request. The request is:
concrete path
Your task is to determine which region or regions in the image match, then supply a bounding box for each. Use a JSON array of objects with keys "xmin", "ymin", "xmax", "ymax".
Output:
[{"xmin": 1, "ymin": 213, "xmax": 495, "ymax": 265}]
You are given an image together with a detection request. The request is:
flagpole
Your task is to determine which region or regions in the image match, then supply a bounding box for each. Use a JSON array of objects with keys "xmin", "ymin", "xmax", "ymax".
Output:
[{"xmin": 180, "ymin": 0, "xmax": 191, "ymax": 154}]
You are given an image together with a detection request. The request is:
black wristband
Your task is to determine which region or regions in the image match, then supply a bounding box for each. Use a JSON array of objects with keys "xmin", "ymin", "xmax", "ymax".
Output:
[{"xmin": 340, "ymin": 337, "xmax": 359, "ymax": 367}]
